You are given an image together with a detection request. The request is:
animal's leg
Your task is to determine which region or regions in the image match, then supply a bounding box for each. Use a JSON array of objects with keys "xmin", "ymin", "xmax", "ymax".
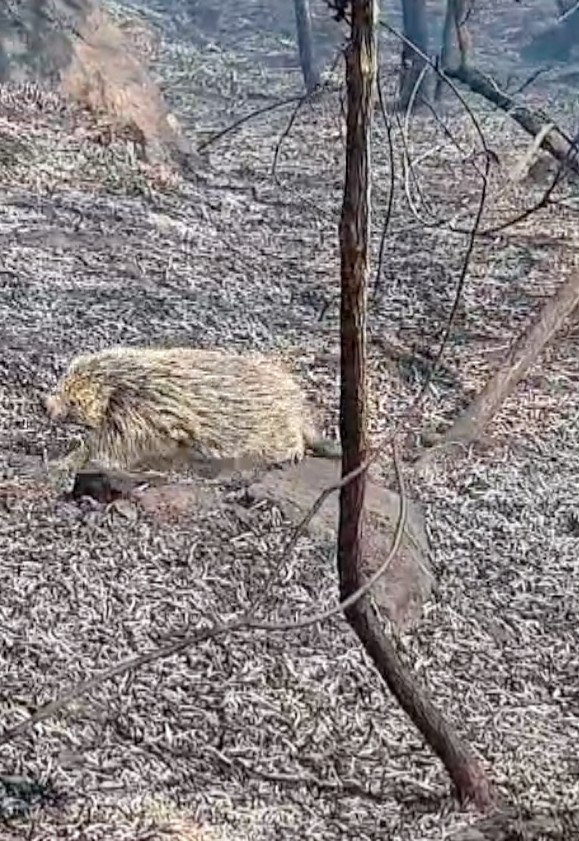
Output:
[{"xmin": 45, "ymin": 439, "xmax": 91, "ymax": 492}]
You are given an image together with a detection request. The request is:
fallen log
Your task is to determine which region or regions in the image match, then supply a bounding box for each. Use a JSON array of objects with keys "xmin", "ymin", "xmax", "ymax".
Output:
[
  {"xmin": 444, "ymin": 64, "xmax": 579, "ymax": 175},
  {"xmin": 435, "ymin": 269, "xmax": 579, "ymax": 449}
]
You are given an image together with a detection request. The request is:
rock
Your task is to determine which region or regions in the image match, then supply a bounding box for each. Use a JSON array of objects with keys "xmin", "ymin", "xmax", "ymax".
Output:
[
  {"xmin": 134, "ymin": 482, "xmax": 221, "ymax": 524},
  {"xmin": 0, "ymin": 1, "xmax": 194, "ymax": 169},
  {"xmin": 247, "ymin": 458, "xmax": 434, "ymax": 631},
  {"xmin": 67, "ymin": 467, "xmax": 222, "ymax": 523}
]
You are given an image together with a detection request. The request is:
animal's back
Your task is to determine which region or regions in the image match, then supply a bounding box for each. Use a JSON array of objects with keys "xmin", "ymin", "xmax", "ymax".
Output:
[{"xmin": 66, "ymin": 346, "xmax": 315, "ymax": 465}]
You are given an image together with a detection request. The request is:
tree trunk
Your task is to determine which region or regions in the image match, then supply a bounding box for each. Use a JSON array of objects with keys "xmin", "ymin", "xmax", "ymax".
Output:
[
  {"xmin": 294, "ymin": 0, "xmax": 321, "ymax": 93},
  {"xmin": 338, "ymin": 0, "xmax": 493, "ymax": 810},
  {"xmin": 435, "ymin": 0, "xmax": 472, "ymax": 100},
  {"xmin": 398, "ymin": 0, "xmax": 429, "ymax": 111},
  {"xmin": 0, "ymin": 0, "xmax": 192, "ymax": 168},
  {"xmin": 439, "ymin": 272, "xmax": 579, "ymax": 447},
  {"xmin": 445, "ymin": 64, "xmax": 579, "ymax": 176}
]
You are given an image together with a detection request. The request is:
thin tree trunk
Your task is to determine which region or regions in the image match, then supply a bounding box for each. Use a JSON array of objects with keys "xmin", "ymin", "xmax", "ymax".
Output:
[
  {"xmin": 398, "ymin": 0, "xmax": 429, "ymax": 111},
  {"xmin": 435, "ymin": 0, "xmax": 456, "ymax": 102},
  {"xmin": 435, "ymin": 0, "xmax": 472, "ymax": 100},
  {"xmin": 338, "ymin": 0, "xmax": 493, "ymax": 810},
  {"xmin": 294, "ymin": 0, "xmax": 321, "ymax": 93},
  {"xmin": 339, "ymin": 0, "xmax": 372, "ymax": 601},
  {"xmin": 441, "ymin": 272, "xmax": 579, "ymax": 446}
]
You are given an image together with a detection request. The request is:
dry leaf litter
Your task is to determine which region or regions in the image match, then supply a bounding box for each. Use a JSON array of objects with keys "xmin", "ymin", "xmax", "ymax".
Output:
[{"xmin": 1, "ymin": 0, "xmax": 579, "ymax": 838}]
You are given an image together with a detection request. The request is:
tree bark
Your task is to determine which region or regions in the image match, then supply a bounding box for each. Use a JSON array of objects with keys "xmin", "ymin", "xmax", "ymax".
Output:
[
  {"xmin": 445, "ymin": 64, "xmax": 579, "ymax": 176},
  {"xmin": 294, "ymin": 0, "xmax": 321, "ymax": 94},
  {"xmin": 338, "ymin": 0, "xmax": 493, "ymax": 810},
  {"xmin": 440, "ymin": 272, "xmax": 579, "ymax": 446},
  {"xmin": 398, "ymin": 0, "xmax": 429, "ymax": 111}
]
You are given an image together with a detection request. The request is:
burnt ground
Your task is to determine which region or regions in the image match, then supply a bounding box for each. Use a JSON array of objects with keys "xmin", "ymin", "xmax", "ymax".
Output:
[{"xmin": 1, "ymin": 0, "xmax": 579, "ymax": 839}]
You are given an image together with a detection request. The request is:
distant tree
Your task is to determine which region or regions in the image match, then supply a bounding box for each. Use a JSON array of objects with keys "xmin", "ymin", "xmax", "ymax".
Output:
[
  {"xmin": 294, "ymin": 0, "xmax": 321, "ymax": 93},
  {"xmin": 435, "ymin": 0, "xmax": 472, "ymax": 100},
  {"xmin": 398, "ymin": 0, "xmax": 429, "ymax": 110}
]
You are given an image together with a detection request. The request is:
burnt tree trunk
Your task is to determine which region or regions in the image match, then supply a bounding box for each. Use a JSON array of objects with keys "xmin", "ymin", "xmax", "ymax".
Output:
[
  {"xmin": 294, "ymin": 0, "xmax": 321, "ymax": 93},
  {"xmin": 398, "ymin": 0, "xmax": 429, "ymax": 111},
  {"xmin": 338, "ymin": 0, "xmax": 493, "ymax": 810},
  {"xmin": 440, "ymin": 272, "xmax": 579, "ymax": 447},
  {"xmin": 435, "ymin": 0, "xmax": 472, "ymax": 100}
]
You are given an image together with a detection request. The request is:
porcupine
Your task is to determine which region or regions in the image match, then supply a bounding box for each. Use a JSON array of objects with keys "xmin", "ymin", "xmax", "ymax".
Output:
[{"xmin": 44, "ymin": 345, "xmax": 341, "ymax": 472}]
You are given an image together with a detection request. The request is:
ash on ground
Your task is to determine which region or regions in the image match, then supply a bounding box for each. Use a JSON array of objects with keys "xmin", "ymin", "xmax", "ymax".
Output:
[{"xmin": 1, "ymin": 0, "xmax": 579, "ymax": 839}]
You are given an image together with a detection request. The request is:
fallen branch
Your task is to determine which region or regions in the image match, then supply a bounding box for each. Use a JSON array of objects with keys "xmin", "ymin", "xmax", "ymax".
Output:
[
  {"xmin": 509, "ymin": 121, "xmax": 557, "ymax": 183},
  {"xmin": 444, "ymin": 64, "xmax": 579, "ymax": 176},
  {"xmin": 440, "ymin": 270, "xmax": 579, "ymax": 447}
]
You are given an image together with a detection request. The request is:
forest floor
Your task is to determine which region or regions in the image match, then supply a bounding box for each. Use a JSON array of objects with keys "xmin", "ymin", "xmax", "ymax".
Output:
[{"xmin": 1, "ymin": 0, "xmax": 579, "ymax": 839}]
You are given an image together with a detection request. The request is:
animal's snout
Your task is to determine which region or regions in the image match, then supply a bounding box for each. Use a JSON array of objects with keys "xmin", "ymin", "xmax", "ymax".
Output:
[{"xmin": 45, "ymin": 394, "xmax": 66, "ymax": 421}]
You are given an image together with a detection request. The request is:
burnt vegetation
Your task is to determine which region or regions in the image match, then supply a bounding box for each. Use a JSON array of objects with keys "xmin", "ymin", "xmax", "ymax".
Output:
[{"xmin": 1, "ymin": 1, "xmax": 579, "ymax": 840}]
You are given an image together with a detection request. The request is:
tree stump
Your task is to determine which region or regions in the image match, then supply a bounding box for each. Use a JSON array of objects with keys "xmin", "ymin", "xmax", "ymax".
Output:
[{"xmin": 0, "ymin": 0, "xmax": 194, "ymax": 170}]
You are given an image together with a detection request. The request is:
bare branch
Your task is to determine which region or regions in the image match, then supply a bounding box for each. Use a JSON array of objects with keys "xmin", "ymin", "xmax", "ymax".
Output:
[
  {"xmin": 370, "ymin": 63, "xmax": 396, "ymax": 302},
  {"xmin": 272, "ymin": 47, "xmax": 344, "ymax": 182},
  {"xmin": 197, "ymin": 86, "xmax": 337, "ymax": 153}
]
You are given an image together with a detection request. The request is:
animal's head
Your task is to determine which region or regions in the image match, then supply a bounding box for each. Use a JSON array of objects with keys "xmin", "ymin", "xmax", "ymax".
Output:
[{"xmin": 45, "ymin": 368, "xmax": 112, "ymax": 429}]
